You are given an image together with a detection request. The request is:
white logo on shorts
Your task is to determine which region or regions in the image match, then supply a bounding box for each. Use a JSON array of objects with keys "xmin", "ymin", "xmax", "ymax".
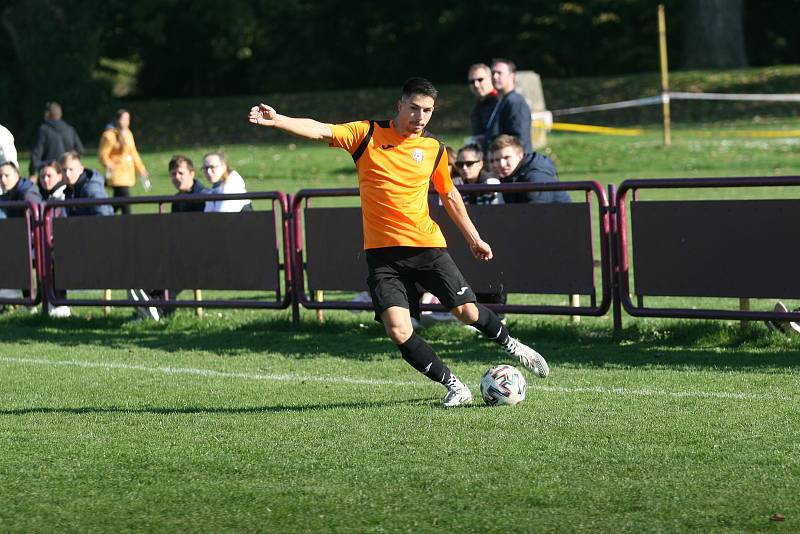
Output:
[
  {"xmin": 411, "ymin": 149, "xmax": 424, "ymax": 163},
  {"xmin": 456, "ymin": 286, "xmax": 469, "ymax": 295}
]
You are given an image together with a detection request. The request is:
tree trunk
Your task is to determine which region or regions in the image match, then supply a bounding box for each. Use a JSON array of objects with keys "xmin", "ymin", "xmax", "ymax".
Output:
[{"xmin": 681, "ymin": 0, "xmax": 748, "ymax": 69}]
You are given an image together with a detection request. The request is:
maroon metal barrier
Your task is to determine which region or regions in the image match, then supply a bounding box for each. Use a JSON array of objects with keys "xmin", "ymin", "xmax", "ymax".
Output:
[
  {"xmin": 0, "ymin": 200, "xmax": 40, "ymax": 306},
  {"xmin": 616, "ymin": 176, "xmax": 800, "ymax": 322},
  {"xmin": 291, "ymin": 181, "xmax": 612, "ymax": 321},
  {"xmin": 41, "ymin": 192, "xmax": 292, "ymax": 310}
]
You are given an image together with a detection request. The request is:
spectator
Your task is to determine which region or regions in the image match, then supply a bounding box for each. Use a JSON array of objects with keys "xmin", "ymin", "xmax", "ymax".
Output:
[
  {"xmin": 446, "ymin": 146, "xmax": 458, "ymax": 181},
  {"xmin": 0, "ymin": 123, "xmax": 19, "ymax": 168},
  {"xmin": 467, "ymin": 63, "xmax": 498, "ymax": 148},
  {"xmin": 169, "ymin": 155, "xmax": 208, "ymax": 213},
  {"xmin": 98, "ymin": 109, "xmax": 151, "ymax": 215},
  {"xmin": 29, "ymin": 102, "xmax": 84, "ymax": 178},
  {"xmin": 489, "ymin": 134, "xmax": 570, "ymax": 204},
  {"xmin": 0, "ymin": 161, "xmax": 58, "ymax": 317},
  {"xmin": 36, "ymin": 160, "xmax": 70, "ymax": 317},
  {"xmin": 486, "ymin": 58, "xmax": 532, "ymax": 155},
  {"xmin": 38, "ymin": 160, "xmax": 68, "ymax": 217},
  {"xmin": 454, "ymin": 144, "xmax": 506, "ymax": 315},
  {"xmin": 201, "ymin": 151, "xmax": 252, "ymax": 212},
  {"xmin": 60, "ymin": 151, "xmax": 113, "ymax": 216},
  {"xmin": 1, "ymin": 161, "xmax": 42, "ymax": 217},
  {"xmin": 454, "ymin": 144, "xmax": 501, "ymax": 205},
  {"xmin": 131, "ymin": 155, "xmax": 208, "ymax": 322}
]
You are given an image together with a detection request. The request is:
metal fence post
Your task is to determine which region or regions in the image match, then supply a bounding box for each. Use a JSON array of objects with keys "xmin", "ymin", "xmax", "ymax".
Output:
[{"xmin": 608, "ymin": 184, "xmax": 623, "ymax": 336}]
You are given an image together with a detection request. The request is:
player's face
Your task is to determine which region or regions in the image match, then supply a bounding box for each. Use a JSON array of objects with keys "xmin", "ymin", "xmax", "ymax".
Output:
[
  {"xmin": 455, "ymin": 150, "xmax": 484, "ymax": 183},
  {"xmin": 202, "ymin": 155, "xmax": 226, "ymax": 184},
  {"xmin": 396, "ymin": 94, "xmax": 435, "ymax": 136},
  {"xmin": 0, "ymin": 164, "xmax": 20, "ymax": 193},
  {"xmin": 468, "ymin": 68, "xmax": 493, "ymax": 98},
  {"xmin": 41, "ymin": 165, "xmax": 63, "ymax": 191},
  {"xmin": 170, "ymin": 162, "xmax": 195, "ymax": 192},
  {"xmin": 489, "ymin": 146, "xmax": 523, "ymax": 178},
  {"xmin": 62, "ymin": 158, "xmax": 84, "ymax": 185},
  {"xmin": 491, "ymin": 62, "xmax": 515, "ymax": 93}
]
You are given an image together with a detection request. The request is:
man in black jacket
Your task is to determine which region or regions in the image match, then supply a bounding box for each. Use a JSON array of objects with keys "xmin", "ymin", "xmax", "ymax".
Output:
[
  {"xmin": 486, "ymin": 58, "xmax": 532, "ymax": 155},
  {"xmin": 29, "ymin": 102, "xmax": 84, "ymax": 178},
  {"xmin": 488, "ymin": 134, "xmax": 571, "ymax": 204},
  {"xmin": 169, "ymin": 155, "xmax": 208, "ymax": 213}
]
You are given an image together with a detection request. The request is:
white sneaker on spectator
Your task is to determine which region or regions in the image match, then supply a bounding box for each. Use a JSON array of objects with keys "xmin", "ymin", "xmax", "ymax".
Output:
[
  {"xmin": 769, "ymin": 301, "xmax": 800, "ymax": 335},
  {"xmin": 129, "ymin": 289, "xmax": 160, "ymax": 321},
  {"xmin": 503, "ymin": 336, "xmax": 550, "ymax": 378},
  {"xmin": 48, "ymin": 305, "xmax": 71, "ymax": 318}
]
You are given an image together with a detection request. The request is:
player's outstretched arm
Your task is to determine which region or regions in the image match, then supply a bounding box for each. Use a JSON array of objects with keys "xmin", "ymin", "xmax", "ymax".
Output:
[
  {"xmin": 441, "ymin": 188, "xmax": 493, "ymax": 261},
  {"xmin": 248, "ymin": 104, "xmax": 332, "ymax": 142}
]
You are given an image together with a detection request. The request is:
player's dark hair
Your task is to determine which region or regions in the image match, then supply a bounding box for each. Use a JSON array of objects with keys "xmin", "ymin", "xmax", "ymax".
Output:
[
  {"xmin": 169, "ymin": 155, "xmax": 194, "ymax": 172},
  {"xmin": 401, "ymin": 77, "xmax": 438, "ymax": 101}
]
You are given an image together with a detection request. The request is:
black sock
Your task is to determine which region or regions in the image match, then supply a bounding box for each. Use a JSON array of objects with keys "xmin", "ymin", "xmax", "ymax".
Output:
[
  {"xmin": 470, "ymin": 304, "xmax": 510, "ymax": 346},
  {"xmin": 397, "ymin": 332, "xmax": 451, "ymax": 385}
]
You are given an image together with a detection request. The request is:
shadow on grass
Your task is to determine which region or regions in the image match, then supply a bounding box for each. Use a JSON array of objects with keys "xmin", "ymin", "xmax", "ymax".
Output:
[
  {"xmin": 0, "ymin": 397, "xmax": 437, "ymax": 416},
  {"xmin": 1, "ymin": 312, "xmax": 799, "ymax": 371}
]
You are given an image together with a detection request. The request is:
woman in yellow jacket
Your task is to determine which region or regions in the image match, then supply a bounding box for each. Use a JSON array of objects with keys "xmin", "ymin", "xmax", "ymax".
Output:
[{"xmin": 98, "ymin": 109, "xmax": 150, "ymax": 214}]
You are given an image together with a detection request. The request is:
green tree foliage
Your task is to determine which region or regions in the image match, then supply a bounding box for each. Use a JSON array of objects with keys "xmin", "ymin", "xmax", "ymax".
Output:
[
  {"xmin": 1, "ymin": 0, "xmax": 799, "ymax": 148},
  {"xmin": 0, "ymin": 0, "xmax": 112, "ymax": 147}
]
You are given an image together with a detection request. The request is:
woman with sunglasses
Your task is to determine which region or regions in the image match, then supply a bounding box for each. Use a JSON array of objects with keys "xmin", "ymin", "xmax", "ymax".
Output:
[{"xmin": 453, "ymin": 144, "xmax": 501, "ymax": 205}]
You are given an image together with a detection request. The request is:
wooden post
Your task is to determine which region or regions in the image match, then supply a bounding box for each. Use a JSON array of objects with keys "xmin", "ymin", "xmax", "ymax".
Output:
[
  {"xmin": 739, "ymin": 298, "xmax": 749, "ymax": 329},
  {"xmin": 103, "ymin": 289, "xmax": 111, "ymax": 316},
  {"xmin": 658, "ymin": 4, "xmax": 672, "ymax": 147},
  {"xmin": 569, "ymin": 294, "xmax": 581, "ymax": 324},
  {"xmin": 194, "ymin": 289, "xmax": 204, "ymax": 317},
  {"xmin": 315, "ymin": 290, "xmax": 324, "ymax": 323}
]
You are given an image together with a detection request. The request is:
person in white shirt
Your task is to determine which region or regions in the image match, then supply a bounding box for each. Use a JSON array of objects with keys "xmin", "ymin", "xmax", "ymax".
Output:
[
  {"xmin": 0, "ymin": 123, "xmax": 18, "ymax": 169},
  {"xmin": 201, "ymin": 151, "xmax": 252, "ymax": 212}
]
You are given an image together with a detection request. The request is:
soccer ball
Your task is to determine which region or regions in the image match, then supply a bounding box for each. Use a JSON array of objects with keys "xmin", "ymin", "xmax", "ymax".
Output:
[{"xmin": 480, "ymin": 364, "xmax": 527, "ymax": 406}]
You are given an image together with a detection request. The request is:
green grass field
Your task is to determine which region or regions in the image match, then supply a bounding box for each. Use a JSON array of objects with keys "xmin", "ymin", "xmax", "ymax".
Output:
[
  {"xmin": 4, "ymin": 82, "xmax": 800, "ymax": 531},
  {"xmin": 1, "ymin": 311, "xmax": 799, "ymax": 532}
]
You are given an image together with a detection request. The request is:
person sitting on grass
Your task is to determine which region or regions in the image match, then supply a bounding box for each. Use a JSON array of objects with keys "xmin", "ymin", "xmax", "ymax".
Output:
[{"xmin": 249, "ymin": 77, "xmax": 549, "ymax": 408}]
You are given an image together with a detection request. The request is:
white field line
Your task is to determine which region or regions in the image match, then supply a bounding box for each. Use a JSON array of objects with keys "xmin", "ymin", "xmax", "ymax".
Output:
[{"xmin": 0, "ymin": 356, "xmax": 793, "ymax": 402}]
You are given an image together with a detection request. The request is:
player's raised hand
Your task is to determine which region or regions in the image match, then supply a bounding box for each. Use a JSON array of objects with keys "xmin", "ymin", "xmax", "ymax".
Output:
[
  {"xmin": 249, "ymin": 104, "xmax": 277, "ymax": 127},
  {"xmin": 470, "ymin": 239, "xmax": 493, "ymax": 261}
]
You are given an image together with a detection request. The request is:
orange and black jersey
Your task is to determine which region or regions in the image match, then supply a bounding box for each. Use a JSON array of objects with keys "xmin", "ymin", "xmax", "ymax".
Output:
[{"xmin": 329, "ymin": 120, "xmax": 453, "ymax": 250}]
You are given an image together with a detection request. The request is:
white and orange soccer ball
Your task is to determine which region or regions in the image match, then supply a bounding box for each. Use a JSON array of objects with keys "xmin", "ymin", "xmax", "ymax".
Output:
[{"xmin": 479, "ymin": 364, "xmax": 527, "ymax": 406}]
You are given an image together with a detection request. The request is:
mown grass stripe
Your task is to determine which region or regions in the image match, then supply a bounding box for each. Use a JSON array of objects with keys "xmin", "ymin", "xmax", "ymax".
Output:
[{"xmin": 1, "ymin": 356, "xmax": 791, "ymax": 402}]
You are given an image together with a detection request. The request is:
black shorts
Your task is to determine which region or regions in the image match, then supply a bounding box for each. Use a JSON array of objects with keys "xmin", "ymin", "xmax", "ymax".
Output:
[{"xmin": 366, "ymin": 246, "xmax": 477, "ymax": 321}]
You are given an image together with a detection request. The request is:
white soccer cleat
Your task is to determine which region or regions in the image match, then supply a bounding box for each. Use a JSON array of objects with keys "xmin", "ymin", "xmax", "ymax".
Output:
[
  {"xmin": 503, "ymin": 336, "xmax": 549, "ymax": 378},
  {"xmin": 442, "ymin": 374, "xmax": 473, "ymax": 407},
  {"xmin": 442, "ymin": 385, "xmax": 473, "ymax": 408}
]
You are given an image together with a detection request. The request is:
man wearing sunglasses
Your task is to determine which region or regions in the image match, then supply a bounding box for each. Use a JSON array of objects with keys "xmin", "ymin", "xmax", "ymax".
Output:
[{"xmin": 467, "ymin": 63, "xmax": 498, "ymax": 148}]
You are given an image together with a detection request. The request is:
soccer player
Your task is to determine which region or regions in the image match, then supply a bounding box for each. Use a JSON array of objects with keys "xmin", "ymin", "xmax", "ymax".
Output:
[{"xmin": 248, "ymin": 77, "xmax": 549, "ymax": 407}]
